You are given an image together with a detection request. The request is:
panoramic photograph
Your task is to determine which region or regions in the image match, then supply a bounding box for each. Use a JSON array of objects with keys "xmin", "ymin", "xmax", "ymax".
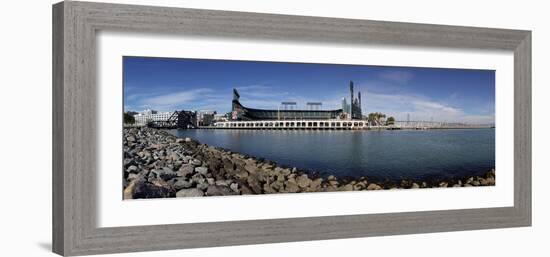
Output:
[{"xmin": 122, "ymin": 56, "xmax": 496, "ymax": 199}]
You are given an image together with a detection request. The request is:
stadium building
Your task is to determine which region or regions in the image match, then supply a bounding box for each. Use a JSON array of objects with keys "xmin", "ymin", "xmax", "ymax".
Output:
[
  {"xmin": 215, "ymin": 81, "xmax": 367, "ymax": 129},
  {"xmin": 230, "ymin": 81, "xmax": 362, "ymax": 121}
]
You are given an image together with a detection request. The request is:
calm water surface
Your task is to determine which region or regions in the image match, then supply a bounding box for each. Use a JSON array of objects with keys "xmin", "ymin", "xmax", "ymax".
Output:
[{"xmin": 170, "ymin": 129, "xmax": 495, "ymax": 181}]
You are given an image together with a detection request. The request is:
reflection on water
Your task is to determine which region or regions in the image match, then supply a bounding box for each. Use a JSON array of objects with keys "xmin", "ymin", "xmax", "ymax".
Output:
[{"xmin": 171, "ymin": 129, "xmax": 495, "ymax": 181}]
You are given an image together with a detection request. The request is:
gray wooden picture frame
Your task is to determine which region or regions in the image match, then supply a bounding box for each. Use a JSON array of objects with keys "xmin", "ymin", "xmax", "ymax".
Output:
[{"xmin": 52, "ymin": 1, "xmax": 531, "ymax": 256}]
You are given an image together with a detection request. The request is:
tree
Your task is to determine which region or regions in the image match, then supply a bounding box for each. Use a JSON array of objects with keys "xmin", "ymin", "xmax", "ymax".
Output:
[
  {"xmin": 368, "ymin": 113, "xmax": 376, "ymax": 123},
  {"xmin": 367, "ymin": 112, "xmax": 387, "ymax": 126},
  {"xmin": 124, "ymin": 112, "xmax": 135, "ymax": 124},
  {"xmin": 386, "ymin": 116, "xmax": 395, "ymax": 125}
]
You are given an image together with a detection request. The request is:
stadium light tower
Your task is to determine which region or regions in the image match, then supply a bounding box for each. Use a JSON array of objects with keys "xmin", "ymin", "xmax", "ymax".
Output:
[
  {"xmin": 281, "ymin": 101, "xmax": 297, "ymax": 110},
  {"xmin": 306, "ymin": 102, "xmax": 322, "ymax": 111}
]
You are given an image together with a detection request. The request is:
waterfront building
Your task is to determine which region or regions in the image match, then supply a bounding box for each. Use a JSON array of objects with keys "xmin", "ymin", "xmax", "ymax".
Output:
[
  {"xmin": 341, "ymin": 97, "xmax": 350, "ymax": 114},
  {"xmin": 197, "ymin": 110, "xmax": 217, "ymax": 126},
  {"xmin": 213, "ymin": 114, "xmax": 229, "ymax": 122},
  {"xmin": 133, "ymin": 109, "xmax": 174, "ymax": 126},
  {"xmin": 215, "ymin": 119, "xmax": 368, "ymax": 129}
]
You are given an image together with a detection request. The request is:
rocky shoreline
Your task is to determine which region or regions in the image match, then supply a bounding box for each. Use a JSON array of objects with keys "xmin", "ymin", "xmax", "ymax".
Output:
[{"xmin": 123, "ymin": 127, "xmax": 496, "ymax": 199}]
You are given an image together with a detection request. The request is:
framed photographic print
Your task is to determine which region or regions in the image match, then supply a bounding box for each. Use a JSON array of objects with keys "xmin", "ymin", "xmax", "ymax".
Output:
[{"xmin": 53, "ymin": 1, "xmax": 531, "ymax": 256}]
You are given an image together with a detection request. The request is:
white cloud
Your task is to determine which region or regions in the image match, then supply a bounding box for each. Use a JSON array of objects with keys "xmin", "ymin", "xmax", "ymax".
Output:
[
  {"xmin": 413, "ymin": 100, "xmax": 462, "ymax": 115},
  {"xmin": 362, "ymin": 90, "xmax": 494, "ymax": 124},
  {"xmin": 235, "ymin": 85, "xmax": 272, "ymax": 91},
  {"xmin": 138, "ymin": 88, "xmax": 215, "ymax": 110}
]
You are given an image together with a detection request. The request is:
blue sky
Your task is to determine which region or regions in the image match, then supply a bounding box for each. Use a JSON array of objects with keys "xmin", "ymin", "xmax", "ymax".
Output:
[{"xmin": 124, "ymin": 56, "xmax": 495, "ymax": 124}]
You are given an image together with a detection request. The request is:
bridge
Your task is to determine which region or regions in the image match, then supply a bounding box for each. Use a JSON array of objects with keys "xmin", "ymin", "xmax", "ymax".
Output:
[
  {"xmin": 392, "ymin": 120, "xmax": 494, "ymax": 130},
  {"xmin": 147, "ymin": 110, "xmax": 197, "ymax": 129}
]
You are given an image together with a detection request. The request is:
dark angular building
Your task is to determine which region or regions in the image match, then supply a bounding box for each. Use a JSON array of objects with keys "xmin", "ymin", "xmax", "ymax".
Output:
[{"xmin": 230, "ymin": 81, "xmax": 362, "ymax": 121}]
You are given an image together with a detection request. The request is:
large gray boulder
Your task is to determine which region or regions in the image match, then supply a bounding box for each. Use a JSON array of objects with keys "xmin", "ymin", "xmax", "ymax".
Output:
[
  {"xmin": 177, "ymin": 164, "xmax": 195, "ymax": 177},
  {"xmin": 284, "ymin": 180, "xmax": 300, "ymax": 193},
  {"xmin": 126, "ymin": 165, "xmax": 139, "ymax": 174},
  {"xmin": 269, "ymin": 181, "xmax": 284, "ymax": 192},
  {"xmin": 296, "ymin": 175, "xmax": 312, "ymax": 188},
  {"xmin": 153, "ymin": 167, "xmax": 177, "ymax": 181},
  {"xmin": 124, "ymin": 178, "xmax": 175, "ymax": 199},
  {"xmin": 247, "ymin": 173, "xmax": 263, "ymax": 194},
  {"xmin": 244, "ymin": 164, "xmax": 258, "ymax": 174},
  {"xmin": 230, "ymin": 183, "xmax": 240, "ymax": 193},
  {"xmin": 195, "ymin": 166, "xmax": 208, "ymax": 175},
  {"xmin": 190, "ymin": 159, "xmax": 202, "ymax": 166},
  {"xmin": 206, "ymin": 185, "xmax": 236, "ymax": 196},
  {"xmin": 176, "ymin": 188, "xmax": 204, "ymax": 198},
  {"xmin": 171, "ymin": 178, "xmax": 194, "ymax": 191},
  {"xmin": 339, "ymin": 184, "xmax": 354, "ymax": 191},
  {"xmin": 366, "ymin": 183, "xmax": 383, "ymax": 190}
]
